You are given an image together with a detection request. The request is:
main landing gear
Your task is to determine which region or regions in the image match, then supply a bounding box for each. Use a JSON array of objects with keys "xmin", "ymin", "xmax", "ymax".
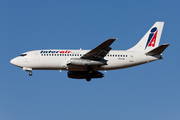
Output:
[
  {"xmin": 86, "ymin": 67, "xmax": 93, "ymax": 82},
  {"xmin": 86, "ymin": 74, "xmax": 91, "ymax": 82},
  {"xmin": 87, "ymin": 66, "xmax": 93, "ymax": 74}
]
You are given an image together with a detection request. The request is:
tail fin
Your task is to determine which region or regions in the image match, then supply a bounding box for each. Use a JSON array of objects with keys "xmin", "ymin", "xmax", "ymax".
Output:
[{"xmin": 128, "ymin": 22, "xmax": 164, "ymax": 52}]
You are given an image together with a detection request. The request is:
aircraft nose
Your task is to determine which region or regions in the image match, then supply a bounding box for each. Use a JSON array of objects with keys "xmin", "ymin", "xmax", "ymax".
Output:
[{"xmin": 10, "ymin": 58, "xmax": 17, "ymax": 65}]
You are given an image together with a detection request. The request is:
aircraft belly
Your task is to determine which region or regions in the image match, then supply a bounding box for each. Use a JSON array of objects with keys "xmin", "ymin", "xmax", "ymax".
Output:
[{"xmin": 67, "ymin": 65, "xmax": 100, "ymax": 71}]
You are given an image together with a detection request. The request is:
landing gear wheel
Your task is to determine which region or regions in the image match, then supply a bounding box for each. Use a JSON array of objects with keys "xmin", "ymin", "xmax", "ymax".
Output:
[
  {"xmin": 29, "ymin": 72, "xmax": 32, "ymax": 76},
  {"xmin": 86, "ymin": 75, "xmax": 91, "ymax": 82}
]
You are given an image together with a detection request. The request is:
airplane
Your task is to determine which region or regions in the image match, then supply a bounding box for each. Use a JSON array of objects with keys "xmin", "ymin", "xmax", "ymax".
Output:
[{"xmin": 10, "ymin": 22, "xmax": 169, "ymax": 81}]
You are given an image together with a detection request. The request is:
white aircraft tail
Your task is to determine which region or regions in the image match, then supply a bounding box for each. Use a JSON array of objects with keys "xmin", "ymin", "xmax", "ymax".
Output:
[{"xmin": 128, "ymin": 22, "xmax": 164, "ymax": 52}]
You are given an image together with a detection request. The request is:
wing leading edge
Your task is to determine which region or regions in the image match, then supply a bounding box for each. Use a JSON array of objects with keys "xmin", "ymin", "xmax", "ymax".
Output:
[{"xmin": 81, "ymin": 38, "xmax": 116, "ymax": 61}]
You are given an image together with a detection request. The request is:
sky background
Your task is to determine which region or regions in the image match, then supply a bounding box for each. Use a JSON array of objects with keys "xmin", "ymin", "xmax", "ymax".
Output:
[{"xmin": 0, "ymin": 0, "xmax": 179, "ymax": 120}]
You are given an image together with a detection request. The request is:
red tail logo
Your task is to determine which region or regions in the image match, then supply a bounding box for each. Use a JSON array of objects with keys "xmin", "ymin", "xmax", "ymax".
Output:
[
  {"xmin": 145, "ymin": 27, "xmax": 158, "ymax": 49},
  {"xmin": 148, "ymin": 30, "xmax": 158, "ymax": 47}
]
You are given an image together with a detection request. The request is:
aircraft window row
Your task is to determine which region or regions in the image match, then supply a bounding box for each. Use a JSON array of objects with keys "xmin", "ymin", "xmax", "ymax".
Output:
[
  {"xmin": 40, "ymin": 54, "xmax": 128, "ymax": 57},
  {"xmin": 41, "ymin": 54, "xmax": 84, "ymax": 56},
  {"xmin": 107, "ymin": 54, "xmax": 128, "ymax": 57}
]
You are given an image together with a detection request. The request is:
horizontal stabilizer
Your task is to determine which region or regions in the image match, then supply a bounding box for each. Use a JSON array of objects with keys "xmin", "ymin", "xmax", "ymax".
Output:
[{"xmin": 145, "ymin": 44, "xmax": 170, "ymax": 56}]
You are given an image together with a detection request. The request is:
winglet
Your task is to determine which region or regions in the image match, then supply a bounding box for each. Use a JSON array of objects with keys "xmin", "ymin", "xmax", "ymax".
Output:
[{"xmin": 145, "ymin": 44, "xmax": 170, "ymax": 56}]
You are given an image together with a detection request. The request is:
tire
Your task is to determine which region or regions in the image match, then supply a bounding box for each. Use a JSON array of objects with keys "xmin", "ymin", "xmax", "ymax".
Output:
[
  {"xmin": 86, "ymin": 76, "xmax": 91, "ymax": 82},
  {"xmin": 29, "ymin": 72, "xmax": 32, "ymax": 76}
]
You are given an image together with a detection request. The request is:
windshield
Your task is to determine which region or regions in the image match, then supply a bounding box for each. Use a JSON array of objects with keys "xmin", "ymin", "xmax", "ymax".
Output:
[{"xmin": 19, "ymin": 54, "xmax": 27, "ymax": 57}]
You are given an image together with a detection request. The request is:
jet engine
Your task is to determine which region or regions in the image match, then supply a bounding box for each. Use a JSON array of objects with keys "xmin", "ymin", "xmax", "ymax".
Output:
[
  {"xmin": 68, "ymin": 71, "xmax": 104, "ymax": 79},
  {"xmin": 67, "ymin": 58, "xmax": 107, "ymax": 66}
]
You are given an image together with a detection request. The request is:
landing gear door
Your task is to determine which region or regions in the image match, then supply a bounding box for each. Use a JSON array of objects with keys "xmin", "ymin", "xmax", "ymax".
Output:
[
  {"xmin": 129, "ymin": 52, "xmax": 134, "ymax": 62},
  {"xmin": 34, "ymin": 51, "xmax": 39, "ymax": 60}
]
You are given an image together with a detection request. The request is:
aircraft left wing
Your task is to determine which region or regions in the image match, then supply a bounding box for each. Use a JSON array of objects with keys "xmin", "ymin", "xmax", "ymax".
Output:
[{"xmin": 81, "ymin": 38, "xmax": 116, "ymax": 61}]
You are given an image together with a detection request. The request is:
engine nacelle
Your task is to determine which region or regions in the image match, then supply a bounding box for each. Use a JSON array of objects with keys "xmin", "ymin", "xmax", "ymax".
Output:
[
  {"xmin": 67, "ymin": 58, "xmax": 107, "ymax": 66},
  {"xmin": 68, "ymin": 71, "xmax": 104, "ymax": 79}
]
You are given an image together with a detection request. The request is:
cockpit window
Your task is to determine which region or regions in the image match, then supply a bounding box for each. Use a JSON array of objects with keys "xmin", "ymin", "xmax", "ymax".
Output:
[{"xmin": 19, "ymin": 54, "xmax": 27, "ymax": 56}]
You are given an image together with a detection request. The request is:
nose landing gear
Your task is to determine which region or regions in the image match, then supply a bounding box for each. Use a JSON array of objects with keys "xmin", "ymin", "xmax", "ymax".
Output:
[
  {"xmin": 23, "ymin": 67, "xmax": 33, "ymax": 76},
  {"xmin": 29, "ymin": 71, "xmax": 32, "ymax": 76}
]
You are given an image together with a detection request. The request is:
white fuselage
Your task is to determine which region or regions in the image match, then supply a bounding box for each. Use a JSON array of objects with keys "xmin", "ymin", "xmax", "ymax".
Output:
[
  {"xmin": 10, "ymin": 22, "xmax": 168, "ymax": 81},
  {"xmin": 10, "ymin": 49, "xmax": 161, "ymax": 72}
]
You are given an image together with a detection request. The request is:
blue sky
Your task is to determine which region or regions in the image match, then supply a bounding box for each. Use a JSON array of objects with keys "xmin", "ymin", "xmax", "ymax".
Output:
[{"xmin": 0, "ymin": 0, "xmax": 179, "ymax": 120}]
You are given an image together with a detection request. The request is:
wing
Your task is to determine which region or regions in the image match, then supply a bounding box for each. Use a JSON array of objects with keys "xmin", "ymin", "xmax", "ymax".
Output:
[{"xmin": 81, "ymin": 38, "xmax": 116, "ymax": 60}]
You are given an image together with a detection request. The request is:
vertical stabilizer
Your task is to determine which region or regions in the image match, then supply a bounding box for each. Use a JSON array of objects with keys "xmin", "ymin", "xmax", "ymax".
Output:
[{"xmin": 128, "ymin": 22, "xmax": 164, "ymax": 52}]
